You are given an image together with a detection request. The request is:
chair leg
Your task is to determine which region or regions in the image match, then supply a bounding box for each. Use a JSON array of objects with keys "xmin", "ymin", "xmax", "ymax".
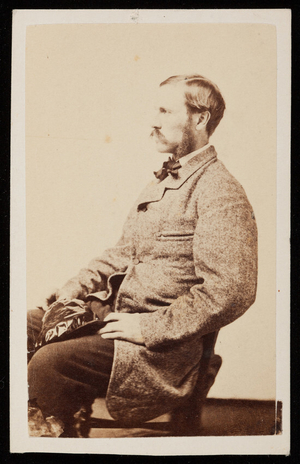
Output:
[
  {"xmin": 72, "ymin": 405, "xmax": 92, "ymax": 438},
  {"xmin": 170, "ymin": 398, "xmax": 205, "ymax": 436},
  {"xmin": 169, "ymin": 354, "xmax": 222, "ymax": 436}
]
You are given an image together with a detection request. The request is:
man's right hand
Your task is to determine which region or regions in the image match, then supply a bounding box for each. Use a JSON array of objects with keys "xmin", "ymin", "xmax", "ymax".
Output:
[{"xmin": 89, "ymin": 301, "xmax": 112, "ymax": 322}]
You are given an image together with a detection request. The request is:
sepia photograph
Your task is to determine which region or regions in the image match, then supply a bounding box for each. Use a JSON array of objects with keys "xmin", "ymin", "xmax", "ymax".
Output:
[{"xmin": 10, "ymin": 9, "xmax": 290, "ymax": 455}]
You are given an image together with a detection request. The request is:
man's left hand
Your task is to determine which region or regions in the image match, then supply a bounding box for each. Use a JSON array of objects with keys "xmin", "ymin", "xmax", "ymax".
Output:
[{"xmin": 99, "ymin": 312, "xmax": 145, "ymax": 346}]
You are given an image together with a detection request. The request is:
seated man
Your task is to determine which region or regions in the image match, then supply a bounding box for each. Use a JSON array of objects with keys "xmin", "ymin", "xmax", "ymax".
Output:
[{"xmin": 27, "ymin": 74, "xmax": 258, "ymax": 437}]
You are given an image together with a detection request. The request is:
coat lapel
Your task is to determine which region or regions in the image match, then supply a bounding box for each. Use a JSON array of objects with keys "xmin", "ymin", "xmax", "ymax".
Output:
[{"xmin": 137, "ymin": 146, "xmax": 217, "ymax": 209}]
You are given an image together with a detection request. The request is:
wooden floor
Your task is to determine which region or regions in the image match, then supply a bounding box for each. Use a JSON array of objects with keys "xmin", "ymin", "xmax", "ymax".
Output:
[{"xmin": 89, "ymin": 398, "xmax": 282, "ymax": 438}]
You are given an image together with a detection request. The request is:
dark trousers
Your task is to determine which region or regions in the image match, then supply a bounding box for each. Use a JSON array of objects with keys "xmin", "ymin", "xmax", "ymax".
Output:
[{"xmin": 27, "ymin": 309, "xmax": 114, "ymax": 426}]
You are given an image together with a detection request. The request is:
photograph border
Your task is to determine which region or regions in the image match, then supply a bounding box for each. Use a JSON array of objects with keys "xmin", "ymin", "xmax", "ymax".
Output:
[{"xmin": 10, "ymin": 9, "xmax": 291, "ymax": 455}]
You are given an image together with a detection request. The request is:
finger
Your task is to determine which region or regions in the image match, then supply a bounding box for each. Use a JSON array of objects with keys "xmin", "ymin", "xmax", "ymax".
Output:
[
  {"xmin": 98, "ymin": 321, "xmax": 122, "ymax": 334},
  {"xmin": 103, "ymin": 312, "xmax": 121, "ymax": 322},
  {"xmin": 101, "ymin": 332, "xmax": 124, "ymax": 340}
]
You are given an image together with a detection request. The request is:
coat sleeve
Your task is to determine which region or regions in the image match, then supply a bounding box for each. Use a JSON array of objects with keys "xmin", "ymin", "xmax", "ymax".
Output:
[
  {"xmin": 55, "ymin": 217, "xmax": 134, "ymax": 302},
  {"xmin": 139, "ymin": 173, "xmax": 258, "ymax": 349}
]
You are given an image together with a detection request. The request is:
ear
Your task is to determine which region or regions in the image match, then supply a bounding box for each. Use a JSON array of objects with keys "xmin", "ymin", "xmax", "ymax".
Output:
[{"xmin": 195, "ymin": 111, "xmax": 211, "ymax": 131}]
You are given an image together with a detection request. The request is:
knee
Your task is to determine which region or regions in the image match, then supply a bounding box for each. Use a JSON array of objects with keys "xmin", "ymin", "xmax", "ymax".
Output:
[{"xmin": 28, "ymin": 344, "xmax": 61, "ymax": 383}]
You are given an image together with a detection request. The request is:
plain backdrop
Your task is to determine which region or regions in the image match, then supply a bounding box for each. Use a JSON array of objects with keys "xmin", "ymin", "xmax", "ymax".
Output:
[{"xmin": 25, "ymin": 23, "xmax": 277, "ymax": 400}]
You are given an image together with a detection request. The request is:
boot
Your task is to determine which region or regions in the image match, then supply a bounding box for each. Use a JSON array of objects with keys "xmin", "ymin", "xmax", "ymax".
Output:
[
  {"xmin": 28, "ymin": 400, "xmax": 92, "ymax": 438},
  {"xmin": 28, "ymin": 402, "xmax": 64, "ymax": 437}
]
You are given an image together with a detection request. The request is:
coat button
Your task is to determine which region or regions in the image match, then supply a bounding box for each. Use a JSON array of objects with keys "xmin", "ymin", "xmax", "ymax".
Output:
[{"xmin": 133, "ymin": 258, "xmax": 140, "ymax": 265}]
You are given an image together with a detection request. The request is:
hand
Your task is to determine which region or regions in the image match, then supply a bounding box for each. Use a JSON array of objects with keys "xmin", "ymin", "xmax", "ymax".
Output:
[
  {"xmin": 99, "ymin": 312, "xmax": 145, "ymax": 346},
  {"xmin": 89, "ymin": 301, "xmax": 112, "ymax": 321}
]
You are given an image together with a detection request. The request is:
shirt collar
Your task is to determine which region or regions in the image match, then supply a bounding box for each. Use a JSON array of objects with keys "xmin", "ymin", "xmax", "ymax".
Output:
[{"xmin": 179, "ymin": 143, "xmax": 211, "ymax": 166}]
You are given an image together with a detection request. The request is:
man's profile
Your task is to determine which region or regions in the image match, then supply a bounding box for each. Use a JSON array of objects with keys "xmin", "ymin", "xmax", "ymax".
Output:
[{"xmin": 27, "ymin": 74, "xmax": 258, "ymax": 437}]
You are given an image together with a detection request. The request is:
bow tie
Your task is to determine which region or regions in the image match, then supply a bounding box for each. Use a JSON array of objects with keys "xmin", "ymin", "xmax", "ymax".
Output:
[{"xmin": 154, "ymin": 157, "xmax": 182, "ymax": 181}]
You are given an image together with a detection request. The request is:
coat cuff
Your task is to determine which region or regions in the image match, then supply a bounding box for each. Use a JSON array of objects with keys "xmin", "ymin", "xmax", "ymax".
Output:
[{"xmin": 139, "ymin": 311, "xmax": 168, "ymax": 349}]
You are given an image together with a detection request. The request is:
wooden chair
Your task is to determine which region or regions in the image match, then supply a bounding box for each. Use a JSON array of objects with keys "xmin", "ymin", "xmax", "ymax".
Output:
[{"xmin": 89, "ymin": 331, "xmax": 222, "ymax": 437}]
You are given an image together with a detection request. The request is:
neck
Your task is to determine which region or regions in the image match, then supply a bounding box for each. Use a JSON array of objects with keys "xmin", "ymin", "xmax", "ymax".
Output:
[
  {"xmin": 173, "ymin": 137, "xmax": 209, "ymax": 161},
  {"xmin": 192, "ymin": 133, "xmax": 210, "ymax": 152}
]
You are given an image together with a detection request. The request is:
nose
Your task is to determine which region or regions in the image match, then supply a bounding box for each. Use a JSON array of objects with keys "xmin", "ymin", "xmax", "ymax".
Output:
[{"xmin": 151, "ymin": 112, "xmax": 162, "ymax": 130}]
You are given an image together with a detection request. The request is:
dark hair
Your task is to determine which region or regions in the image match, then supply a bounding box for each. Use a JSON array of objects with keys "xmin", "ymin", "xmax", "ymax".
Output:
[{"xmin": 160, "ymin": 74, "xmax": 226, "ymax": 136}]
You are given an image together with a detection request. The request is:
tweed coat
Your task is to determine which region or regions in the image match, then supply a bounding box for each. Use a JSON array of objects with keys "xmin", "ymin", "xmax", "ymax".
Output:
[{"xmin": 56, "ymin": 146, "xmax": 258, "ymax": 424}]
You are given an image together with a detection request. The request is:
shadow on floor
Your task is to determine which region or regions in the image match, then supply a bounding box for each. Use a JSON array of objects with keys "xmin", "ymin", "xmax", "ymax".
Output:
[{"xmin": 89, "ymin": 398, "xmax": 282, "ymax": 438}]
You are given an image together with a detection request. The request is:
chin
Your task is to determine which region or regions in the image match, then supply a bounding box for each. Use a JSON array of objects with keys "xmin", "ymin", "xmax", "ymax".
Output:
[
  {"xmin": 157, "ymin": 148, "xmax": 170, "ymax": 154},
  {"xmin": 155, "ymin": 143, "xmax": 173, "ymax": 154}
]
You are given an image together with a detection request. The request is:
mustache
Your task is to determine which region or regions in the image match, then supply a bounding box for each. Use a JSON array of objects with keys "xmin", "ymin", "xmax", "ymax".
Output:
[{"xmin": 150, "ymin": 129, "xmax": 166, "ymax": 142}]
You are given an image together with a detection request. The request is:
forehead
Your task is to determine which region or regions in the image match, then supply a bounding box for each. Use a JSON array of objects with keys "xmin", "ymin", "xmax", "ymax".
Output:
[{"xmin": 154, "ymin": 83, "xmax": 187, "ymax": 111}]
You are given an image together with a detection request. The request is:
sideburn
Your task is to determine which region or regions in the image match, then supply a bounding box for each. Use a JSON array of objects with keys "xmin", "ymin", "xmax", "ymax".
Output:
[{"xmin": 174, "ymin": 117, "xmax": 196, "ymax": 160}]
